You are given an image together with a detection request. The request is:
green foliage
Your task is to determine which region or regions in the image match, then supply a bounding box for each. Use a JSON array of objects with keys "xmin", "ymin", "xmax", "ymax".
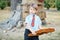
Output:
[
  {"xmin": 44, "ymin": 1, "xmax": 50, "ymax": 10},
  {"xmin": 0, "ymin": 1, "xmax": 6, "ymax": 10},
  {"xmin": 44, "ymin": 0, "xmax": 55, "ymax": 9},
  {"xmin": 56, "ymin": 0, "xmax": 60, "ymax": 10},
  {"xmin": 7, "ymin": 1, "xmax": 10, "ymax": 6}
]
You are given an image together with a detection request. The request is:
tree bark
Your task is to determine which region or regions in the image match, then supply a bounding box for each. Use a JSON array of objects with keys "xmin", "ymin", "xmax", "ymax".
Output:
[{"xmin": 0, "ymin": 0, "xmax": 22, "ymax": 30}]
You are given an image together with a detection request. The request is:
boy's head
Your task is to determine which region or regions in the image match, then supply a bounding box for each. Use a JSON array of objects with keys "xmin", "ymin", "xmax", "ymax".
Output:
[{"xmin": 29, "ymin": 4, "xmax": 38, "ymax": 14}]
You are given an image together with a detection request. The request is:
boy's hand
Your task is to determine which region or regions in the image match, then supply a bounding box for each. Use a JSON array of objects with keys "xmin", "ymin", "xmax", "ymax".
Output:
[{"xmin": 31, "ymin": 31, "xmax": 36, "ymax": 35}]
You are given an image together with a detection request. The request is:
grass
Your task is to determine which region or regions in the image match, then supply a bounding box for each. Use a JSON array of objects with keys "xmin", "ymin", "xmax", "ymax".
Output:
[{"xmin": 0, "ymin": 8, "xmax": 60, "ymax": 40}]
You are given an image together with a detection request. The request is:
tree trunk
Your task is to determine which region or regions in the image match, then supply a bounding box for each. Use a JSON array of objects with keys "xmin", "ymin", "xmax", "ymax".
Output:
[{"xmin": 0, "ymin": 0, "xmax": 22, "ymax": 30}]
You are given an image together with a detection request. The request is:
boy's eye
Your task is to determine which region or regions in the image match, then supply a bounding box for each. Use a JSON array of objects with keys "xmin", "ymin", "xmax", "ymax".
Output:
[{"xmin": 31, "ymin": 9, "xmax": 33, "ymax": 10}]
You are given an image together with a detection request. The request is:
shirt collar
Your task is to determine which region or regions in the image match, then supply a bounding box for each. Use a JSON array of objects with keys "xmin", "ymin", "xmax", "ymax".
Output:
[{"xmin": 29, "ymin": 13, "xmax": 35, "ymax": 16}]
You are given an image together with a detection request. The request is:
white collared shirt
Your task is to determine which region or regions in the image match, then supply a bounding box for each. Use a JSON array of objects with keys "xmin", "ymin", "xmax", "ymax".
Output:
[{"xmin": 25, "ymin": 14, "xmax": 42, "ymax": 31}]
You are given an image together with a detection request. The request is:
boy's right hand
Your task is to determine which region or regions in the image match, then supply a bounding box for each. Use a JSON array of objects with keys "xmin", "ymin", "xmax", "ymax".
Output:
[{"xmin": 31, "ymin": 31, "xmax": 36, "ymax": 35}]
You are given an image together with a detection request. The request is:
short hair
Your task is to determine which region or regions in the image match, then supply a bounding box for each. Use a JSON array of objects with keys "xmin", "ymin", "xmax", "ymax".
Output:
[{"xmin": 30, "ymin": 4, "xmax": 38, "ymax": 10}]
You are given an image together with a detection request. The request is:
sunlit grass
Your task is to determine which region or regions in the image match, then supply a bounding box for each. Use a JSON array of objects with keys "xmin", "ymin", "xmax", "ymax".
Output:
[{"xmin": 0, "ymin": 9, "xmax": 60, "ymax": 40}]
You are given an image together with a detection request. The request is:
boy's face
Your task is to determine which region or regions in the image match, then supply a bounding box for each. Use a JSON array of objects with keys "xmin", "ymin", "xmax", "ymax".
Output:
[{"xmin": 29, "ymin": 7, "xmax": 37, "ymax": 14}]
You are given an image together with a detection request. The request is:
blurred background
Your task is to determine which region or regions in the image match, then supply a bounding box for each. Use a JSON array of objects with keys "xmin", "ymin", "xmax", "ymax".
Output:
[{"xmin": 0, "ymin": 0, "xmax": 60, "ymax": 40}]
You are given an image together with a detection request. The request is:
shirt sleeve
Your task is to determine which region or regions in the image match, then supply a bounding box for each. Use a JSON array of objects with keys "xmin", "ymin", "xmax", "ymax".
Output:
[
  {"xmin": 38, "ymin": 16, "xmax": 42, "ymax": 28},
  {"xmin": 25, "ymin": 16, "xmax": 29, "ymax": 24},
  {"xmin": 25, "ymin": 16, "xmax": 32, "ymax": 29}
]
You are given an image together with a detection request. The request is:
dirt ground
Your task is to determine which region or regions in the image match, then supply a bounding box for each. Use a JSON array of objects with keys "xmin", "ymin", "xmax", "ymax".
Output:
[{"xmin": 0, "ymin": 8, "xmax": 60, "ymax": 40}]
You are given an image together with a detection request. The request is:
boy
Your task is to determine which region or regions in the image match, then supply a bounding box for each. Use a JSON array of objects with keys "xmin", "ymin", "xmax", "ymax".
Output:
[{"xmin": 24, "ymin": 4, "xmax": 42, "ymax": 40}]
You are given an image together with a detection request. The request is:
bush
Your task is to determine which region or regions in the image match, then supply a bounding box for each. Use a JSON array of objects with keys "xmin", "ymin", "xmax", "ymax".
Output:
[
  {"xmin": 44, "ymin": 1, "xmax": 50, "ymax": 10},
  {"xmin": 56, "ymin": 0, "xmax": 60, "ymax": 10},
  {"xmin": 0, "ymin": 1, "xmax": 6, "ymax": 10},
  {"xmin": 7, "ymin": 1, "xmax": 10, "ymax": 6},
  {"xmin": 57, "ymin": 3, "xmax": 60, "ymax": 10}
]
